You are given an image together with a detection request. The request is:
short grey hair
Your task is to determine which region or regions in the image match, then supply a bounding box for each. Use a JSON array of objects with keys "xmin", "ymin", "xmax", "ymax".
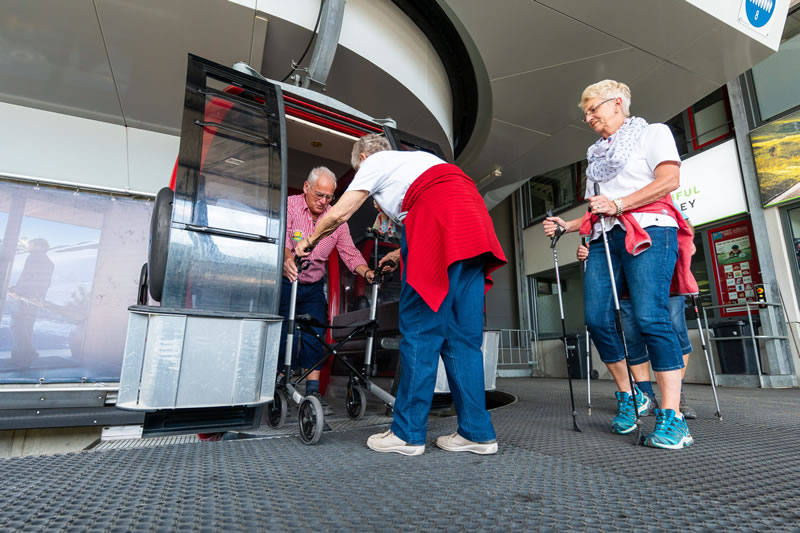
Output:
[
  {"xmin": 351, "ymin": 134, "xmax": 391, "ymax": 170},
  {"xmin": 579, "ymin": 79, "xmax": 632, "ymax": 117},
  {"xmin": 306, "ymin": 166, "xmax": 336, "ymax": 187}
]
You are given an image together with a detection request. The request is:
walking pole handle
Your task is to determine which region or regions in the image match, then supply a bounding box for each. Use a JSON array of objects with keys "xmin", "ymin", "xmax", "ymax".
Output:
[{"xmin": 546, "ymin": 209, "xmax": 565, "ymax": 249}]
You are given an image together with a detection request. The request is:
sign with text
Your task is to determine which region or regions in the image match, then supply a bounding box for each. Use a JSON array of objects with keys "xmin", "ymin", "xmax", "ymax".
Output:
[
  {"xmin": 708, "ymin": 220, "xmax": 763, "ymax": 317},
  {"xmin": 673, "ymin": 139, "xmax": 748, "ymax": 226}
]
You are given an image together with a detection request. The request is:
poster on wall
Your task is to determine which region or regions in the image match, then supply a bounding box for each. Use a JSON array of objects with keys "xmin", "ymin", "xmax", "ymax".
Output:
[
  {"xmin": 751, "ymin": 107, "xmax": 800, "ymax": 207},
  {"xmin": 708, "ymin": 220, "xmax": 763, "ymax": 317},
  {"xmin": 674, "ymin": 139, "xmax": 748, "ymax": 226}
]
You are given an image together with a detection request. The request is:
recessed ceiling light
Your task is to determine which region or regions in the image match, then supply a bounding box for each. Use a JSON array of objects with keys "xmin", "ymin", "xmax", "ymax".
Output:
[{"xmin": 311, "ymin": 141, "xmax": 323, "ymax": 148}]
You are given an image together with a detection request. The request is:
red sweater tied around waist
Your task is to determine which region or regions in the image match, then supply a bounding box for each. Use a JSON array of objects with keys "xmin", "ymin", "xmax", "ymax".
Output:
[
  {"xmin": 579, "ymin": 195, "xmax": 699, "ymax": 295},
  {"xmin": 401, "ymin": 164, "xmax": 507, "ymax": 312}
]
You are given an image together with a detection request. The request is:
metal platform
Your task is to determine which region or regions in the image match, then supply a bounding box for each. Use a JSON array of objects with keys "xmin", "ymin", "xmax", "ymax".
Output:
[{"xmin": 1, "ymin": 378, "xmax": 799, "ymax": 532}]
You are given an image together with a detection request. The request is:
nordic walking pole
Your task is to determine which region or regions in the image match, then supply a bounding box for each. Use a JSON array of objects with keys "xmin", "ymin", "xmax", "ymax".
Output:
[
  {"xmin": 582, "ymin": 237, "xmax": 592, "ymax": 416},
  {"xmin": 547, "ymin": 209, "xmax": 582, "ymax": 433},
  {"xmin": 691, "ymin": 294, "xmax": 722, "ymax": 421},
  {"xmin": 593, "ymin": 183, "xmax": 643, "ymax": 445}
]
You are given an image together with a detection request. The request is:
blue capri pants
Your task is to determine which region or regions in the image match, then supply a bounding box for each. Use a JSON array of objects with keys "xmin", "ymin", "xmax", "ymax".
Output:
[{"xmin": 584, "ymin": 226, "xmax": 684, "ymax": 372}]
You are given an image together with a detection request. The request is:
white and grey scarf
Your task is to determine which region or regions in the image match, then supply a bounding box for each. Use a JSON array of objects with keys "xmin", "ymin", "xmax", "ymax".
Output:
[{"xmin": 586, "ymin": 116, "xmax": 648, "ymax": 182}]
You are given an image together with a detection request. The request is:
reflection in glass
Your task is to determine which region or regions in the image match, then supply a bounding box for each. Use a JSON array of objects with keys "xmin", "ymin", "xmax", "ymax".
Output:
[
  {"xmin": 788, "ymin": 206, "xmax": 800, "ymax": 279},
  {"xmin": 0, "ymin": 180, "xmax": 151, "ymax": 383}
]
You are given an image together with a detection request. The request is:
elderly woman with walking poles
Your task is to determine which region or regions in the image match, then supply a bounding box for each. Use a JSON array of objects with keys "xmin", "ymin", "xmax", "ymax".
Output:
[{"xmin": 543, "ymin": 79, "xmax": 697, "ymax": 449}]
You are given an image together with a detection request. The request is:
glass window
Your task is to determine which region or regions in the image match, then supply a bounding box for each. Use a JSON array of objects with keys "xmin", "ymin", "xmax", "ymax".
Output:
[
  {"xmin": 530, "ymin": 264, "xmax": 584, "ymax": 337},
  {"xmin": 665, "ymin": 112, "xmax": 689, "ymax": 158},
  {"xmin": 688, "ymin": 88, "xmax": 733, "ymax": 150},
  {"xmin": 686, "ymin": 230, "xmax": 713, "ymax": 321},
  {"xmin": 0, "ymin": 180, "xmax": 151, "ymax": 384},
  {"xmin": 521, "ymin": 163, "xmax": 579, "ymax": 226},
  {"xmin": 751, "ymin": 8, "xmax": 800, "ymax": 121},
  {"xmin": 786, "ymin": 204, "xmax": 800, "ymax": 279}
]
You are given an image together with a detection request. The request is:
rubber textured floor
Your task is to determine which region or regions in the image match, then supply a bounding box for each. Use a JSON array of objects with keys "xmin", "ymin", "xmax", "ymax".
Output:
[{"xmin": 1, "ymin": 378, "xmax": 798, "ymax": 532}]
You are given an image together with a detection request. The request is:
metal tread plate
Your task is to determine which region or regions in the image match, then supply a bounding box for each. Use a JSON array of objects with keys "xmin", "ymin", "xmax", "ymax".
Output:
[{"xmin": 1, "ymin": 379, "xmax": 798, "ymax": 532}]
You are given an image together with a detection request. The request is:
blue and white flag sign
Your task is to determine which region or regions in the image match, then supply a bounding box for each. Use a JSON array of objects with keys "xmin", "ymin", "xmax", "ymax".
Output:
[
  {"xmin": 745, "ymin": 0, "xmax": 775, "ymax": 27},
  {"xmin": 739, "ymin": 0, "xmax": 776, "ymax": 35}
]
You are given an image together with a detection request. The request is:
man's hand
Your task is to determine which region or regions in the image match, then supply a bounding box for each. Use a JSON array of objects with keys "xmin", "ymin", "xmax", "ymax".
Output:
[
  {"xmin": 543, "ymin": 216, "xmax": 567, "ymax": 238},
  {"xmin": 577, "ymin": 244, "xmax": 589, "ymax": 262},
  {"xmin": 365, "ymin": 270, "xmax": 376, "ymax": 284},
  {"xmin": 378, "ymin": 249, "xmax": 401, "ymax": 272},
  {"xmin": 283, "ymin": 253, "xmax": 299, "ymax": 282}
]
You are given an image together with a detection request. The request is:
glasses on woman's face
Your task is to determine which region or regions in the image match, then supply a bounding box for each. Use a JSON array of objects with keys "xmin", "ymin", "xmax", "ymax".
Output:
[
  {"xmin": 582, "ymin": 98, "xmax": 617, "ymax": 122},
  {"xmin": 310, "ymin": 187, "xmax": 335, "ymax": 202}
]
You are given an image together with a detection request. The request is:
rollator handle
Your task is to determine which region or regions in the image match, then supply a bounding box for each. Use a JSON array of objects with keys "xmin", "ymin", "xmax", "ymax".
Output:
[
  {"xmin": 546, "ymin": 209, "xmax": 565, "ymax": 249},
  {"xmin": 294, "ymin": 253, "xmax": 311, "ymax": 273},
  {"xmin": 376, "ymin": 259, "xmax": 397, "ymax": 284}
]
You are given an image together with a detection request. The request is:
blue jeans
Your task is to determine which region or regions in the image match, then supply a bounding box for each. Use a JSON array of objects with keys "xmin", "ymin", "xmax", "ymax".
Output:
[
  {"xmin": 622, "ymin": 296, "xmax": 692, "ymax": 365},
  {"xmin": 278, "ymin": 278, "xmax": 327, "ymax": 371},
  {"xmin": 391, "ymin": 233, "xmax": 495, "ymax": 445},
  {"xmin": 585, "ymin": 226, "xmax": 683, "ymax": 373}
]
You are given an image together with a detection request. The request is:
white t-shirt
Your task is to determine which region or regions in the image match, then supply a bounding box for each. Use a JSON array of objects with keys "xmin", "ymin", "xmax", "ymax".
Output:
[
  {"xmin": 585, "ymin": 123, "xmax": 681, "ymax": 240},
  {"xmin": 346, "ymin": 150, "xmax": 446, "ymax": 223}
]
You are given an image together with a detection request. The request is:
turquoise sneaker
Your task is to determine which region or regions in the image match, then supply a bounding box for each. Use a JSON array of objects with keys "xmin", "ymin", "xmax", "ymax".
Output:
[
  {"xmin": 644, "ymin": 408, "xmax": 694, "ymax": 449},
  {"xmin": 611, "ymin": 388, "xmax": 650, "ymax": 434}
]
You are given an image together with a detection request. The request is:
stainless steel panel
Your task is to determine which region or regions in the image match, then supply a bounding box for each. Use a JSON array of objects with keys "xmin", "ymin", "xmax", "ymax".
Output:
[
  {"xmin": 95, "ymin": 0, "xmax": 257, "ymax": 134},
  {"xmin": 138, "ymin": 314, "xmax": 186, "ymax": 408},
  {"xmin": 0, "ymin": 0, "xmax": 124, "ymax": 123},
  {"xmin": 435, "ymin": 331, "xmax": 500, "ymax": 393},
  {"xmin": 117, "ymin": 312, "xmax": 148, "ymax": 406},
  {"xmin": 160, "ymin": 229, "xmax": 281, "ymax": 314},
  {"xmin": 118, "ymin": 310, "xmax": 280, "ymax": 410},
  {"xmin": 0, "ymin": 389, "xmax": 107, "ymax": 409}
]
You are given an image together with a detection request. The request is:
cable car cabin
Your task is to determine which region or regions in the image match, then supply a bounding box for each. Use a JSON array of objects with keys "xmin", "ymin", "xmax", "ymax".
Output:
[{"xmin": 117, "ymin": 54, "xmax": 448, "ymax": 436}]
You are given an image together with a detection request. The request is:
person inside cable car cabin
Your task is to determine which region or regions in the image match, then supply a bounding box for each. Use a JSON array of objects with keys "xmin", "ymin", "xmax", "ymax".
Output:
[
  {"xmin": 295, "ymin": 134, "xmax": 507, "ymax": 456},
  {"xmin": 281, "ymin": 166, "xmax": 375, "ymax": 415}
]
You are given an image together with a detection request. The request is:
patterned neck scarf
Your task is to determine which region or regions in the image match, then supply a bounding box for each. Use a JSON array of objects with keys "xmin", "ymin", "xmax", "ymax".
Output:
[{"xmin": 586, "ymin": 116, "xmax": 648, "ymax": 182}]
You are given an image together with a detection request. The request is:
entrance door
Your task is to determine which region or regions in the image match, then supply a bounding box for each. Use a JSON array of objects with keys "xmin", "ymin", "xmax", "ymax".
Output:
[{"xmin": 135, "ymin": 55, "xmax": 288, "ymax": 436}]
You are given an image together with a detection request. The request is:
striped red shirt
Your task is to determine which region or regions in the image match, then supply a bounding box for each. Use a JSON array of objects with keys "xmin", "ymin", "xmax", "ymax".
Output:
[{"xmin": 285, "ymin": 194, "xmax": 367, "ymax": 283}]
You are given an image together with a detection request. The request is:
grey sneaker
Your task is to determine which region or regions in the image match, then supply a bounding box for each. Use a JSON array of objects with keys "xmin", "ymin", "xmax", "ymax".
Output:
[
  {"xmin": 309, "ymin": 391, "xmax": 333, "ymax": 416},
  {"xmin": 680, "ymin": 391, "xmax": 697, "ymax": 419},
  {"xmin": 367, "ymin": 430, "xmax": 425, "ymax": 456},
  {"xmin": 435, "ymin": 432, "xmax": 498, "ymax": 455}
]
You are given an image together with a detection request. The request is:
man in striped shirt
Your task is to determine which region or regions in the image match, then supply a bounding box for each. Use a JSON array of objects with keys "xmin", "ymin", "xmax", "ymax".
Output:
[{"xmin": 282, "ymin": 166, "xmax": 374, "ymax": 414}]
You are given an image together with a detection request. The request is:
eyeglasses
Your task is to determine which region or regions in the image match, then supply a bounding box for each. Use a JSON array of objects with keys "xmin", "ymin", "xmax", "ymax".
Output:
[
  {"xmin": 310, "ymin": 187, "xmax": 334, "ymax": 202},
  {"xmin": 582, "ymin": 98, "xmax": 617, "ymax": 122}
]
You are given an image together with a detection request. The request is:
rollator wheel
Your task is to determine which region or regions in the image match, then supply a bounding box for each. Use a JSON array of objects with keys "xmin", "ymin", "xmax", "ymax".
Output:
[
  {"xmin": 266, "ymin": 389, "xmax": 288, "ymax": 428},
  {"xmin": 298, "ymin": 396, "xmax": 324, "ymax": 445},
  {"xmin": 345, "ymin": 382, "xmax": 367, "ymax": 420}
]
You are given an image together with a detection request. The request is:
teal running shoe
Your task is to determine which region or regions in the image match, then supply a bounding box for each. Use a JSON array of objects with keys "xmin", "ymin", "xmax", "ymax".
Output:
[
  {"xmin": 611, "ymin": 388, "xmax": 650, "ymax": 434},
  {"xmin": 644, "ymin": 408, "xmax": 694, "ymax": 449}
]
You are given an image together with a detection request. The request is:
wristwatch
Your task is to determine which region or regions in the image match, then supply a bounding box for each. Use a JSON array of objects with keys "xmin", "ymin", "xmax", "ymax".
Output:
[{"xmin": 613, "ymin": 198, "xmax": 624, "ymax": 217}]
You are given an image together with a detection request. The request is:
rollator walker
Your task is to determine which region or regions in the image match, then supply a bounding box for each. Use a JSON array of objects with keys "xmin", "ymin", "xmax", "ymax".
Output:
[{"xmin": 266, "ymin": 228, "xmax": 397, "ymax": 444}]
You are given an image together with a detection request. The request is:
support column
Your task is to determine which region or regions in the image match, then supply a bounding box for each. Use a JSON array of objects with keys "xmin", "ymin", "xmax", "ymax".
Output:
[{"xmin": 726, "ymin": 77, "xmax": 798, "ymax": 387}]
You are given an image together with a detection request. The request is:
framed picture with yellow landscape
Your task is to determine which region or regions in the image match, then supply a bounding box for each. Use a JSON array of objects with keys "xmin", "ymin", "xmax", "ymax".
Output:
[{"xmin": 751, "ymin": 108, "xmax": 800, "ymax": 207}]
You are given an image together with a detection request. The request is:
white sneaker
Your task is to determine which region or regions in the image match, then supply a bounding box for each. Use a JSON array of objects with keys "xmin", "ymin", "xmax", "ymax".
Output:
[
  {"xmin": 435, "ymin": 432, "xmax": 498, "ymax": 455},
  {"xmin": 366, "ymin": 430, "xmax": 425, "ymax": 456}
]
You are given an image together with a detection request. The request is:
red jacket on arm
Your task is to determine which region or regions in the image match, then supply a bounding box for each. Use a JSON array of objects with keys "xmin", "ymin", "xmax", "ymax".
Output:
[
  {"xmin": 401, "ymin": 164, "xmax": 507, "ymax": 312},
  {"xmin": 579, "ymin": 194, "xmax": 698, "ymax": 295}
]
